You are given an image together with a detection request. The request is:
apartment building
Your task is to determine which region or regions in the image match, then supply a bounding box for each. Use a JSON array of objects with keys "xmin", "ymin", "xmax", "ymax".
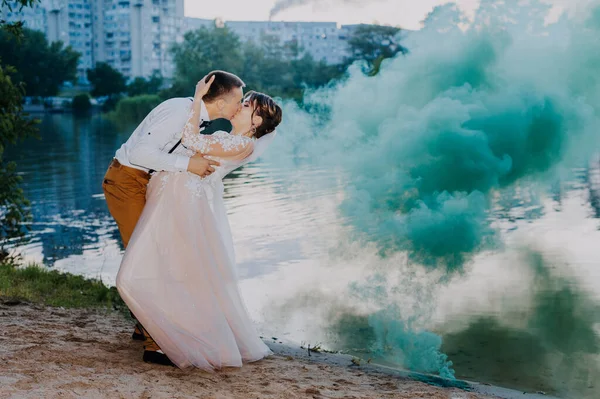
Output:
[
  {"xmin": 1, "ymin": 0, "xmax": 94, "ymax": 81},
  {"xmin": 94, "ymin": 0, "xmax": 183, "ymax": 79},
  {"xmin": 183, "ymin": 16, "xmax": 213, "ymax": 33},
  {"xmin": 2, "ymin": 0, "xmax": 184, "ymax": 80},
  {"xmin": 221, "ymin": 20, "xmax": 349, "ymax": 65},
  {"xmin": 3, "ymin": 1, "xmax": 364, "ymax": 82}
]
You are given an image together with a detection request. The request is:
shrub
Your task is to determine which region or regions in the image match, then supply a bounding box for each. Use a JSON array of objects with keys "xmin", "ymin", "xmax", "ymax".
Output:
[
  {"xmin": 107, "ymin": 94, "xmax": 162, "ymax": 125},
  {"xmin": 71, "ymin": 93, "xmax": 92, "ymax": 115}
]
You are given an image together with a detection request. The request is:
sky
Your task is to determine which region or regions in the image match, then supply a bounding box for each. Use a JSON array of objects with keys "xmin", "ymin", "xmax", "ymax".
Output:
[
  {"xmin": 183, "ymin": 0, "xmax": 590, "ymax": 31},
  {"xmin": 184, "ymin": 0, "xmax": 482, "ymax": 30}
]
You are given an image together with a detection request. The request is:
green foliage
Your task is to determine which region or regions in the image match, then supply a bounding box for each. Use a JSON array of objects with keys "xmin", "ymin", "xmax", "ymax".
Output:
[
  {"xmin": 158, "ymin": 80, "xmax": 188, "ymax": 100},
  {"xmin": 0, "ymin": 260, "xmax": 127, "ymax": 311},
  {"xmin": 87, "ymin": 62, "xmax": 127, "ymax": 98},
  {"xmin": 0, "ymin": 63, "xmax": 38, "ymax": 243},
  {"xmin": 0, "ymin": 1, "xmax": 37, "ymax": 35},
  {"xmin": 170, "ymin": 27, "xmax": 344, "ymax": 101},
  {"xmin": 345, "ymin": 24, "xmax": 407, "ymax": 75},
  {"xmin": 100, "ymin": 95, "xmax": 122, "ymax": 112},
  {"xmin": 71, "ymin": 93, "xmax": 92, "ymax": 115},
  {"xmin": 107, "ymin": 94, "xmax": 162, "ymax": 125},
  {"xmin": 171, "ymin": 26, "xmax": 244, "ymax": 92},
  {"xmin": 0, "ymin": 0, "xmax": 39, "ymax": 246},
  {"xmin": 0, "ymin": 27, "xmax": 80, "ymax": 96},
  {"xmin": 126, "ymin": 72, "xmax": 164, "ymax": 97}
]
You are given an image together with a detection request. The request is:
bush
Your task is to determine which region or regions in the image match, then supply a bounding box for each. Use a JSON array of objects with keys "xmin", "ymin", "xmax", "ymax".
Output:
[
  {"xmin": 0, "ymin": 63, "xmax": 38, "ymax": 245},
  {"xmin": 101, "ymin": 95, "xmax": 122, "ymax": 112},
  {"xmin": 71, "ymin": 93, "xmax": 92, "ymax": 115},
  {"xmin": 107, "ymin": 94, "xmax": 162, "ymax": 125}
]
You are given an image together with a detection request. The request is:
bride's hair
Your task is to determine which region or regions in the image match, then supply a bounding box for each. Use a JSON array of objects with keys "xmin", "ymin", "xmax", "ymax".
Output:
[{"xmin": 244, "ymin": 91, "xmax": 282, "ymax": 139}]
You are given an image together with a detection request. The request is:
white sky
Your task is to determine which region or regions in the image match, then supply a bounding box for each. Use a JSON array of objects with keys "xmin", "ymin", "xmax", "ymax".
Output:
[
  {"xmin": 184, "ymin": 0, "xmax": 482, "ymax": 30},
  {"xmin": 183, "ymin": 0, "xmax": 590, "ymax": 30}
]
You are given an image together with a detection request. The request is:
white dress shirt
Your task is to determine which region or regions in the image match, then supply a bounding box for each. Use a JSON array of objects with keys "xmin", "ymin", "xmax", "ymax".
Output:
[{"xmin": 114, "ymin": 97, "xmax": 210, "ymax": 173}]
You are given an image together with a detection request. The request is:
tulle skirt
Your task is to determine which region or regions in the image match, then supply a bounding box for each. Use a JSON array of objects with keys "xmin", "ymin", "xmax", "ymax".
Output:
[{"xmin": 116, "ymin": 171, "xmax": 271, "ymax": 370}]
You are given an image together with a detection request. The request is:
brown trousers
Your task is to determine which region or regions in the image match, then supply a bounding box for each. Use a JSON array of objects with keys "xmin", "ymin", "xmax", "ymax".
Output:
[
  {"xmin": 103, "ymin": 159, "xmax": 159, "ymax": 349},
  {"xmin": 102, "ymin": 159, "xmax": 150, "ymax": 248}
]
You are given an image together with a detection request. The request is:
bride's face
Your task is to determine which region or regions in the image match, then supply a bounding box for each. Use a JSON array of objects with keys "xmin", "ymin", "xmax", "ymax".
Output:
[{"xmin": 230, "ymin": 99, "xmax": 261, "ymax": 136}]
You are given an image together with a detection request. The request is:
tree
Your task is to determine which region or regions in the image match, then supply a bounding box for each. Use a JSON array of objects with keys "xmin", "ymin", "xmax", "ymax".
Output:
[
  {"xmin": 126, "ymin": 72, "xmax": 164, "ymax": 97},
  {"xmin": 169, "ymin": 27, "xmax": 343, "ymax": 102},
  {"xmin": 345, "ymin": 24, "xmax": 407, "ymax": 75},
  {"xmin": 0, "ymin": 0, "xmax": 40, "ymax": 247},
  {"xmin": 171, "ymin": 26, "xmax": 243, "ymax": 92},
  {"xmin": 0, "ymin": 0, "xmax": 36, "ymax": 35},
  {"xmin": 0, "ymin": 27, "xmax": 80, "ymax": 97},
  {"xmin": 87, "ymin": 62, "xmax": 127, "ymax": 98},
  {"xmin": 71, "ymin": 93, "xmax": 92, "ymax": 115}
]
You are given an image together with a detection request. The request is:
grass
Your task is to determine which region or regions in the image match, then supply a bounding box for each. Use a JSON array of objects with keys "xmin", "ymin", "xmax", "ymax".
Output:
[{"xmin": 0, "ymin": 260, "xmax": 127, "ymax": 312}]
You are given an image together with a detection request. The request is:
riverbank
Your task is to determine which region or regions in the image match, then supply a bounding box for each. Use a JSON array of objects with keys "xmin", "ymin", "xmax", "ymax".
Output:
[{"xmin": 0, "ymin": 262, "xmax": 551, "ymax": 399}]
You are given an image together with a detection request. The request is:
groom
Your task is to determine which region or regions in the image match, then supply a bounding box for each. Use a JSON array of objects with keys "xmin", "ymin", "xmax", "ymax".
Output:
[{"xmin": 102, "ymin": 70, "xmax": 245, "ymax": 365}]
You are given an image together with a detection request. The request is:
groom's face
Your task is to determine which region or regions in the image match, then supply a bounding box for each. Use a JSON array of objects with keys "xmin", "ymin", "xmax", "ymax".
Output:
[{"xmin": 221, "ymin": 87, "xmax": 244, "ymax": 120}]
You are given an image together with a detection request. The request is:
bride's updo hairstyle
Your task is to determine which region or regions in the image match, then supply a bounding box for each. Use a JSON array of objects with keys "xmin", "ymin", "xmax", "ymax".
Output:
[{"xmin": 245, "ymin": 91, "xmax": 282, "ymax": 139}]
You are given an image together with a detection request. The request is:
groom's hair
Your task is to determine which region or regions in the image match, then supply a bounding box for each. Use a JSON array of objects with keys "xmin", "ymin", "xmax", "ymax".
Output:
[{"xmin": 203, "ymin": 70, "xmax": 245, "ymax": 104}]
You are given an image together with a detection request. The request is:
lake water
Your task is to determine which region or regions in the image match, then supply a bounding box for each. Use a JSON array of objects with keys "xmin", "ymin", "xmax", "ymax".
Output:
[{"xmin": 6, "ymin": 114, "xmax": 600, "ymax": 398}]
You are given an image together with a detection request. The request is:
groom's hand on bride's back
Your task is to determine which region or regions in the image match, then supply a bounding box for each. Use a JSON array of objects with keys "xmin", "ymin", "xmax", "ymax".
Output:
[{"xmin": 187, "ymin": 153, "xmax": 220, "ymax": 177}]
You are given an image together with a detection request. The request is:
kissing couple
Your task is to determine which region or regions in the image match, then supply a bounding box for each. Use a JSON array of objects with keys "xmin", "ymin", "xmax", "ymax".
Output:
[{"xmin": 102, "ymin": 70, "xmax": 283, "ymax": 369}]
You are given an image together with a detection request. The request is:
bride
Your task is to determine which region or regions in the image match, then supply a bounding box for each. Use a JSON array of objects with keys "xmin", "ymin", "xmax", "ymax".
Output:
[{"xmin": 116, "ymin": 75, "xmax": 283, "ymax": 370}]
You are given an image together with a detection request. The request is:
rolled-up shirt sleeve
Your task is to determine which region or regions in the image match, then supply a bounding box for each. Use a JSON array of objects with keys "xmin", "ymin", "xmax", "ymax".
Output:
[{"xmin": 128, "ymin": 99, "xmax": 191, "ymax": 172}]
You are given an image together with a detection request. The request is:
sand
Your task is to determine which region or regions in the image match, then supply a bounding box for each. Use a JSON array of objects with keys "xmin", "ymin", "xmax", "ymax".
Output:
[{"xmin": 0, "ymin": 299, "xmax": 526, "ymax": 399}]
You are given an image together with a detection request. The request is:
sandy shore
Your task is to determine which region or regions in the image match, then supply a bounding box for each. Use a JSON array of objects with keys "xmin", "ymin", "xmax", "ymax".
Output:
[{"xmin": 0, "ymin": 299, "xmax": 551, "ymax": 399}]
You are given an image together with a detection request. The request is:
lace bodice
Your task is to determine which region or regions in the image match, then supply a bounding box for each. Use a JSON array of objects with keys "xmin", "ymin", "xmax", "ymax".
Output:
[
  {"xmin": 154, "ymin": 100, "xmax": 258, "ymax": 199},
  {"xmin": 180, "ymin": 105, "xmax": 254, "ymax": 161}
]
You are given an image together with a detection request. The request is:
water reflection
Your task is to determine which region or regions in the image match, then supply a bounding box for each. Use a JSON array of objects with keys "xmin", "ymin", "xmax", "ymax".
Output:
[
  {"xmin": 441, "ymin": 251, "xmax": 600, "ymax": 397},
  {"xmin": 6, "ymin": 114, "xmax": 342, "ymax": 285},
  {"xmin": 6, "ymin": 114, "xmax": 600, "ymax": 397},
  {"xmin": 7, "ymin": 114, "xmax": 127, "ymax": 266}
]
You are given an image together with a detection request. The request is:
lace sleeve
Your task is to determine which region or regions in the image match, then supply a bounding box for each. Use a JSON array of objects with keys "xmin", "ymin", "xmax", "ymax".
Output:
[
  {"xmin": 180, "ymin": 105, "xmax": 203, "ymax": 150},
  {"xmin": 183, "ymin": 129, "xmax": 254, "ymax": 161},
  {"xmin": 180, "ymin": 103, "xmax": 254, "ymax": 160}
]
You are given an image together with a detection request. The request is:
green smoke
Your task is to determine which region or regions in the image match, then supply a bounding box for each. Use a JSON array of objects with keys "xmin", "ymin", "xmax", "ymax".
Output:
[
  {"xmin": 262, "ymin": 0, "xmax": 600, "ymax": 382},
  {"xmin": 270, "ymin": 0, "xmax": 600, "ymax": 271}
]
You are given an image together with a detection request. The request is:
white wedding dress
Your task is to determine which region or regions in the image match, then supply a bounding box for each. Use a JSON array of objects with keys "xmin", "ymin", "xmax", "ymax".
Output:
[{"xmin": 116, "ymin": 107, "xmax": 275, "ymax": 370}]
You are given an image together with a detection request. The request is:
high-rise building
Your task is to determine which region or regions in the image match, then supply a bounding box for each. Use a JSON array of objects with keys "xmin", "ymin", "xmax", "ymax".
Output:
[
  {"xmin": 3, "ymin": 1, "xmax": 365, "ymax": 83},
  {"xmin": 88, "ymin": 0, "xmax": 185, "ymax": 79},
  {"xmin": 2, "ymin": 0, "xmax": 95, "ymax": 81},
  {"xmin": 222, "ymin": 20, "xmax": 349, "ymax": 65},
  {"xmin": 1, "ymin": 0, "xmax": 46, "ymax": 32},
  {"xmin": 183, "ymin": 16, "xmax": 213, "ymax": 34},
  {"xmin": 2, "ymin": 0, "xmax": 184, "ymax": 81},
  {"xmin": 181, "ymin": 18, "xmax": 356, "ymax": 65}
]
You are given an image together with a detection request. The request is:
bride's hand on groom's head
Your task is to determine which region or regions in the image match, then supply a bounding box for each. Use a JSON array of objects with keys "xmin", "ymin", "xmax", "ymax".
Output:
[{"xmin": 195, "ymin": 75, "xmax": 216, "ymax": 99}]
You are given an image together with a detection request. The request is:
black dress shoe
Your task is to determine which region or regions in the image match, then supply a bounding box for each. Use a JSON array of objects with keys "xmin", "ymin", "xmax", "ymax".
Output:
[
  {"xmin": 131, "ymin": 323, "xmax": 145, "ymax": 341},
  {"xmin": 143, "ymin": 350, "xmax": 175, "ymax": 367}
]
